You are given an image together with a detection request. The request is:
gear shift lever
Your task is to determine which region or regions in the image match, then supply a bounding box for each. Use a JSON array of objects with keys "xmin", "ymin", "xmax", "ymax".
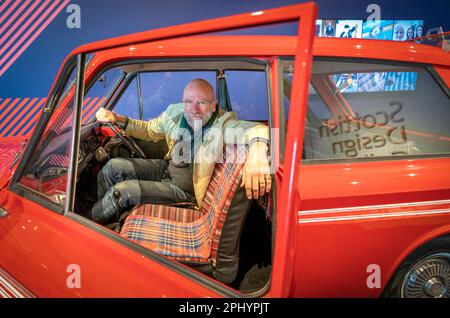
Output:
[{"xmin": 113, "ymin": 190, "xmax": 121, "ymax": 223}]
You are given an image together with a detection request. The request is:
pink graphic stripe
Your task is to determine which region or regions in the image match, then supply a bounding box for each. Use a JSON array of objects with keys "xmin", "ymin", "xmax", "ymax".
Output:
[
  {"xmin": 0, "ymin": 0, "xmax": 52, "ymax": 57},
  {"xmin": 82, "ymin": 97, "xmax": 101, "ymax": 123},
  {"xmin": 0, "ymin": 0, "xmax": 20, "ymax": 25},
  {"xmin": 0, "ymin": 0, "xmax": 13, "ymax": 15},
  {"xmin": 0, "ymin": 0, "xmax": 32, "ymax": 35},
  {"xmin": 9, "ymin": 98, "xmax": 46, "ymax": 136},
  {"xmin": 0, "ymin": 0, "xmax": 70, "ymax": 76},
  {"xmin": 0, "ymin": 0, "xmax": 40, "ymax": 44}
]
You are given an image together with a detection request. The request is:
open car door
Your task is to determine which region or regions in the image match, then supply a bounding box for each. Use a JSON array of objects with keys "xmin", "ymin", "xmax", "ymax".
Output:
[{"xmin": 0, "ymin": 3, "xmax": 316, "ymax": 297}]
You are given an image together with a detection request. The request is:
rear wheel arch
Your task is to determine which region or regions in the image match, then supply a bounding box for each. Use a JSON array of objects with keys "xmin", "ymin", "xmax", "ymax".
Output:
[{"xmin": 382, "ymin": 234, "xmax": 450, "ymax": 298}]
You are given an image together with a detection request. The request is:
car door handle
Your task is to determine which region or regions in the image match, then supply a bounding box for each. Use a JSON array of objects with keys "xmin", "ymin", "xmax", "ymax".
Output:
[{"xmin": 0, "ymin": 207, "xmax": 8, "ymax": 218}]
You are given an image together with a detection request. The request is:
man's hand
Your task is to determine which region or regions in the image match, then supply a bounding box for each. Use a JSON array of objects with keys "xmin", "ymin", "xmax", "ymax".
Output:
[
  {"xmin": 96, "ymin": 107, "xmax": 118, "ymax": 123},
  {"xmin": 240, "ymin": 141, "xmax": 271, "ymax": 200},
  {"xmin": 96, "ymin": 107, "xmax": 129, "ymax": 126}
]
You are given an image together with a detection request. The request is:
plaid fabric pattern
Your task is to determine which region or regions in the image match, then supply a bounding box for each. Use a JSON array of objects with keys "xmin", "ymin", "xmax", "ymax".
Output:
[
  {"xmin": 128, "ymin": 204, "xmax": 203, "ymax": 223},
  {"xmin": 120, "ymin": 144, "xmax": 248, "ymax": 264}
]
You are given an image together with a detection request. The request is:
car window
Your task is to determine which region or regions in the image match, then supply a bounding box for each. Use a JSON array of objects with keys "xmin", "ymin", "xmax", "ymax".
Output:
[
  {"xmin": 139, "ymin": 71, "xmax": 216, "ymax": 120},
  {"xmin": 225, "ymin": 70, "xmax": 269, "ymax": 120},
  {"xmin": 17, "ymin": 64, "xmax": 78, "ymax": 206},
  {"xmin": 112, "ymin": 69, "xmax": 269, "ymax": 121},
  {"xmin": 282, "ymin": 59, "xmax": 450, "ymax": 161},
  {"xmin": 112, "ymin": 76, "xmax": 141, "ymax": 119},
  {"xmin": 82, "ymin": 67, "xmax": 124, "ymax": 124}
]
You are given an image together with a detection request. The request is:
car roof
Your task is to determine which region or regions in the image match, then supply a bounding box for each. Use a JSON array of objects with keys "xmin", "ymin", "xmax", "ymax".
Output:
[{"xmin": 72, "ymin": 35, "xmax": 450, "ymax": 68}]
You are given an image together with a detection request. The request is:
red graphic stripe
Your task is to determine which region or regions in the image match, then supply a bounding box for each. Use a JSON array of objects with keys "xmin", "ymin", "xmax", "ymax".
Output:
[
  {"xmin": 1, "ymin": 97, "xmax": 38, "ymax": 135},
  {"xmin": 18, "ymin": 114, "xmax": 39, "ymax": 137},
  {"xmin": 82, "ymin": 96, "xmax": 92, "ymax": 107},
  {"xmin": 0, "ymin": 98, "xmax": 20, "ymax": 122},
  {"xmin": 0, "ymin": 0, "xmax": 70, "ymax": 76},
  {"xmin": 80, "ymin": 97, "xmax": 96, "ymax": 120},
  {"xmin": 0, "ymin": 98, "xmax": 29, "ymax": 134},
  {"xmin": 8, "ymin": 98, "xmax": 46, "ymax": 136},
  {"xmin": 81, "ymin": 97, "xmax": 99, "ymax": 123},
  {"xmin": 0, "ymin": 0, "xmax": 20, "ymax": 25},
  {"xmin": 0, "ymin": 0, "xmax": 41, "ymax": 45},
  {"xmin": 0, "ymin": 97, "xmax": 11, "ymax": 113},
  {"xmin": 0, "ymin": 0, "xmax": 52, "ymax": 57},
  {"xmin": 83, "ymin": 97, "xmax": 106, "ymax": 124}
]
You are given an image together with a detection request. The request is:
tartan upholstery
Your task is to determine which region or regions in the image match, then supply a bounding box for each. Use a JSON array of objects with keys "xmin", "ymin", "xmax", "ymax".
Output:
[
  {"xmin": 129, "ymin": 204, "xmax": 203, "ymax": 223},
  {"xmin": 120, "ymin": 144, "xmax": 248, "ymax": 265}
]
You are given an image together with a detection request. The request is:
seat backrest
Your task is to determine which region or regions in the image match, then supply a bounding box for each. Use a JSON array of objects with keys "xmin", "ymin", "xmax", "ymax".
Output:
[{"xmin": 201, "ymin": 144, "xmax": 252, "ymax": 283}]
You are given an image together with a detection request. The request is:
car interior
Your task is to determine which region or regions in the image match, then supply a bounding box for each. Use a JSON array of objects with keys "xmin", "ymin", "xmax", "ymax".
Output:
[{"xmin": 68, "ymin": 59, "xmax": 274, "ymax": 294}]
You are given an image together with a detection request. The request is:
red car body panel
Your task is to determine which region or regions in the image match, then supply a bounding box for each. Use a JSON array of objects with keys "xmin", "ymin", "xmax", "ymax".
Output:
[{"xmin": 0, "ymin": 2, "xmax": 449, "ymax": 297}]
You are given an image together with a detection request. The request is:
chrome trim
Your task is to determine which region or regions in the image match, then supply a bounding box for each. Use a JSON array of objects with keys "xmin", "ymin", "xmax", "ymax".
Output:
[
  {"xmin": 299, "ymin": 209, "xmax": 450, "ymax": 224},
  {"xmin": 299, "ymin": 199, "xmax": 450, "ymax": 216}
]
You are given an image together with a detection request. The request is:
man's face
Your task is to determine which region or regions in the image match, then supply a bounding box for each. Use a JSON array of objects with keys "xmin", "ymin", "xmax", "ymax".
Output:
[{"xmin": 182, "ymin": 82, "xmax": 216, "ymax": 130}]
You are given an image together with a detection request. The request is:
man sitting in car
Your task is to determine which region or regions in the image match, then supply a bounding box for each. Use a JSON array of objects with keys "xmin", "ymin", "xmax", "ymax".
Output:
[{"xmin": 92, "ymin": 78, "xmax": 271, "ymax": 224}]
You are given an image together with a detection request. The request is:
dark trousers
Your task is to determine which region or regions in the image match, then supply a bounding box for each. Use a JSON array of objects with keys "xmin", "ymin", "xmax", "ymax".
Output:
[{"xmin": 91, "ymin": 158, "xmax": 195, "ymax": 224}]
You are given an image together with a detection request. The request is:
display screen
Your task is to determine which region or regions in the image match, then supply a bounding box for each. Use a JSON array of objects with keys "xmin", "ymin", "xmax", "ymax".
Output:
[
  {"xmin": 332, "ymin": 72, "xmax": 418, "ymax": 93},
  {"xmin": 362, "ymin": 20, "xmax": 394, "ymax": 40},
  {"xmin": 315, "ymin": 19, "xmax": 424, "ymax": 42},
  {"xmin": 393, "ymin": 20, "xmax": 424, "ymax": 41}
]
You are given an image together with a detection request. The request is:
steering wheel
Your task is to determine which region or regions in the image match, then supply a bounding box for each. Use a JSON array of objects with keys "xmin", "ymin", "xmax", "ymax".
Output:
[{"xmin": 104, "ymin": 123, "xmax": 147, "ymax": 159}]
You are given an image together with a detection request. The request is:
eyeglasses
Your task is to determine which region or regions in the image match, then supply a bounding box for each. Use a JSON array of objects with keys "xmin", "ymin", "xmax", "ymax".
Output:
[{"xmin": 182, "ymin": 99, "xmax": 214, "ymax": 107}]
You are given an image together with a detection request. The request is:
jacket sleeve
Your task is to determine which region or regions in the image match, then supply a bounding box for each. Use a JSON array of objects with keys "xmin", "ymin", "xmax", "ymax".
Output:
[
  {"xmin": 125, "ymin": 111, "xmax": 168, "ymax": 142},
  {"xmin": 222, "ymin": 115, "xmax": 270, "ymax": 146}
]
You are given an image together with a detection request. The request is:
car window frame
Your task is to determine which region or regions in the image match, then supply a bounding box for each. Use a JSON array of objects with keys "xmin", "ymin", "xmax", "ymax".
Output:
[
  {"xmin": 8, "ymin": 56, "xmax": 78, "ymax": 214},
  {"xmin": 279, "ymin": 56, "xmax": 450, "ymax": 165}
]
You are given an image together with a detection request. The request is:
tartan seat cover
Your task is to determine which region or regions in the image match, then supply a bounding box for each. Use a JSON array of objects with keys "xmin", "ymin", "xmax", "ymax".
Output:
[{"xmin": 120, "ymin": 144, "xmax": 249, "ymax": 266}]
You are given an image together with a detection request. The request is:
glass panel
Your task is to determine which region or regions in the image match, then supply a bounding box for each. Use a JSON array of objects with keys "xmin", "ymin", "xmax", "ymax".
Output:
[
  {"xmin": 82, "ymin": 67, "xmax": 123, "ymax": 124},
  {"xmin": 225, "ymin": 70, "xmax": 269, "ymax": 121},
  {"xmin": 282, "ymin": 59, "xmax": 450, "ymax": 160},
  {"xmin": 139, "ymin": 71, "xmax": 216, "ymax": 120},
  {"xmin": 113, "ymin": 77, "xmax": 140, "ymax": 119},
  {"xmin": 18, "ymin": 64, "xmax": 77, "ymax": 206}
]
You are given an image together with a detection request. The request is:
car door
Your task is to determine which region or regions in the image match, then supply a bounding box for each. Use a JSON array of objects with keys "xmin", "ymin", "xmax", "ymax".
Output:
[
  {"xmin": 0, "ymin": 3, "xmax": 317, "ymax": 297},
  {"xmin": 285, "ymin": 56, "xmax": 450, "ymax": 297}
]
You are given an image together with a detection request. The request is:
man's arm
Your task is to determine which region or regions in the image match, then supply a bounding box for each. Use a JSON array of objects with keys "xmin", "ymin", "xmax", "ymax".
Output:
[
  {"xmin": 222, "ymin": 117, "xmax": 271, "ymax": 199},
  {"xmin": 96, "ymin": 107, "xmax": 166, "ymax": 142}
]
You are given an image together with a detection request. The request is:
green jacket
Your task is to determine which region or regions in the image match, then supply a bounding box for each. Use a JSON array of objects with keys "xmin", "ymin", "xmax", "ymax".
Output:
[{"xmin": 126, "ymin": 103, "xmax": 269, "ymax": 208}]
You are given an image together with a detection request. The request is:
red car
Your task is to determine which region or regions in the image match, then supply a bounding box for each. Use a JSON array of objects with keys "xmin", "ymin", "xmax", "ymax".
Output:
[{"xmin": 0, "ymin": 3, "xmax": 449, "ymax": 298}]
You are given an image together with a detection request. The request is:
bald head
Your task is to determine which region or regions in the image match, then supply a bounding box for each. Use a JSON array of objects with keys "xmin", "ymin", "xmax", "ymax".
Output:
[
  {"xmin": 183, "ymin": 79, "xmax": 215, "ymax": 99},
  {"xmin": 182, "ymin": 78, "xmax": 217, "ymax": 131}
]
